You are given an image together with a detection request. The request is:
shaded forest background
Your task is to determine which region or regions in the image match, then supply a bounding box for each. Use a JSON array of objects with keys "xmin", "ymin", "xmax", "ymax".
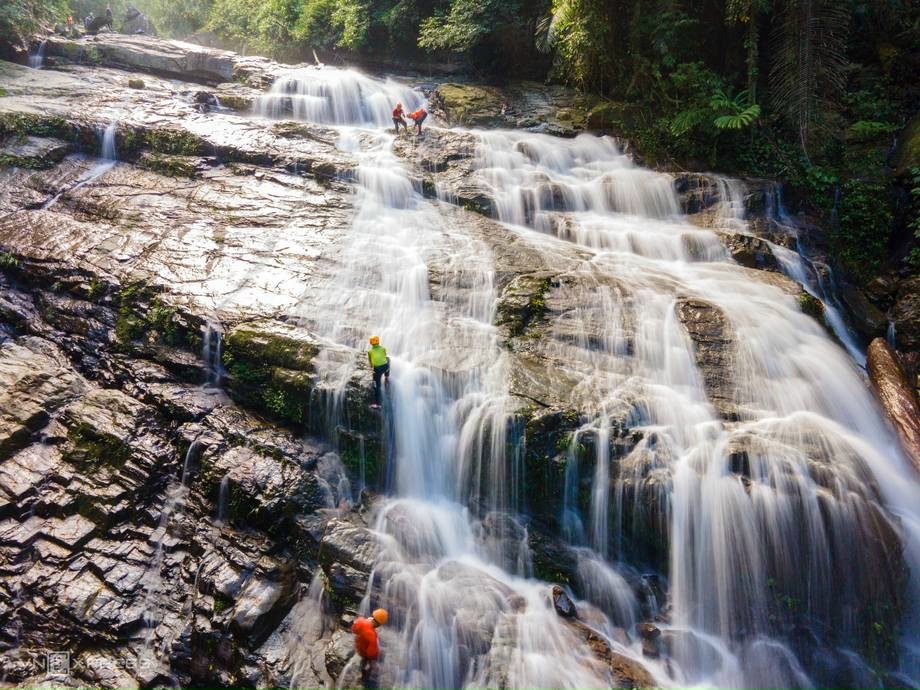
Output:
[{"xmin": 2, "ymin": 0, "xmax": 919, "ymax": 285}]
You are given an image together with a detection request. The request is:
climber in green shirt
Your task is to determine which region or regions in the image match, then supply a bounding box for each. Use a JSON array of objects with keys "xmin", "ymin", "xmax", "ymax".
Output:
[{"xmin": 367, "ymin": 335, "xmax": 390, "ymax": 408}]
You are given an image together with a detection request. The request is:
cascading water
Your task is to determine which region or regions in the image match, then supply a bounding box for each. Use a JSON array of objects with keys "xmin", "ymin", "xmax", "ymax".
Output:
[
  {"xmin": 707, "ymin": 176, "xmax": 867, "ymax": 363},
  {"xmin": 28, "ymin": 40, "xmax": 46, "ymax": 69},
  {"xmin": 100, "ymin": 120, "xmax": 117, "ymax": 162},
  {"xmin": 268, "ymin": 66, "xmax": 920, "ymax": 688},
  {"xmin": 41, "ymin": 118, "xmax": 119, "ymax": 210},
  {"xmin": 256, "ymin": 68, "xmax": 424, "ymax": 127},
  {"xmin": 202, "ymin": 319, "xmax": 225, "ymax": 387},
  {"xmin": 470, "ymin": 131, "xmax": 920, "ymax": 686}
]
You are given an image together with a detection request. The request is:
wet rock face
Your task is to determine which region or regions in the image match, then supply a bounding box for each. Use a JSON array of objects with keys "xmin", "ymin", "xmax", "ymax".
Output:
[
  {"xmin": 675, "ymin": 298, "xmax": 738, "ymax": 420},
  {"xmin": 867, "ymin": 338, "xmax": 920, "ymax": 475},
  {"xmin": 841, "ymin": 285, "xmax": 888, "ymax": 340},
  {"xmin": 0, "ymin": 326, "xmax": 350, "ymax": 687},
  {"xmin": 893, "ymin": 277, "xmax": 920, "ymax": 350}
]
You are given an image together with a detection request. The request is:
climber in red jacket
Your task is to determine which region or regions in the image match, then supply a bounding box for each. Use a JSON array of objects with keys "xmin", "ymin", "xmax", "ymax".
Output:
[{"xmin": 352, "ymin": 608, "xmax": 388, "ymax": 687}]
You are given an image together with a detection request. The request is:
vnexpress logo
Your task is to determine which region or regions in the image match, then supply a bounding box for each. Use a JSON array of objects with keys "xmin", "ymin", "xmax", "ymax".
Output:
[{"xmin": 46, "ymin": 651, "xmax": 70, "ymax": 675}]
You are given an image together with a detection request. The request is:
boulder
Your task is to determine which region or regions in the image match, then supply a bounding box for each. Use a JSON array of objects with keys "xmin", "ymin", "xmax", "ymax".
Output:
[
  {"xmin": 431, "ymin": 84, "xmax": 507, "ymax": 127},
  {"xmin": 0, "ymin": 136, "xmax": 70, "ymax": 169},
  {"xmin": 318, "ymin": 519, "xmax": 380, "ymax": 604},
  {"xmin": 718, "ymin": 232, "xmax": 780, "ymax": 271},
  {"xmin": 323, "ymin": 628, "xmax": 354, "ymax": 679},
  {"xmin": 567, "ymin": 617, "xmax": 656, "ymax": 688},
  {"xmin": 867, "ymin": 338, "xmax": 920, "ymax": 475},
  {"xmin": 230, "ymin": 568, "xmax": 298, "ymax": 646},
  {"xmin": 863, "ymin": 273, "xmax": 900, "ymax": 310},
  {"xmin": 841, "ymin": 286, "xmax": 887, "ymax": 340},
  {"xmin": 43, "ymin": 34, "xmax": 240, "ymax": 83},
  {"xmin": 892, "ymin": 277, "xmax": 920, "ymax": 351},
  {"xmin": 122, "ymin": 8, "xmax": 157, "ymax": 36},
  {"xmin": 551, "ymin": 585, "xmax": 578, "ymax": 618},
  {"xmin": 675, "ymin": 298, "xmax": 738, "ymax": 420}
]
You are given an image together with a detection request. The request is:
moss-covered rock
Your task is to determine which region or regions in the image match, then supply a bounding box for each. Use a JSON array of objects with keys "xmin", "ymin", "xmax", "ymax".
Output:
[
  {"xmin": 799, "ymin": 292, "xmax": 825, "ymax": 321},
  {"xmin": 432, "ymin": 83, "xmax": 505, "ymax": 127},
  {"xmin": 586, "ymin": 101, "xmax": 622, "ymax": 132},
  {"xmin": 0, "ymin": 136, "xmax": 70, "ymax": 170},
  {"xmin": 138, "ymin": 151, "xmax": 203, "ymax": 178},
  {"xmin": 496, "ymin": 273, "xmax": 554, "ymax": 338}
]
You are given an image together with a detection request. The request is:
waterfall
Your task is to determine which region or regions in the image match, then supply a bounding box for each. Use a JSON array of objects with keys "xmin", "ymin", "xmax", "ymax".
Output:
[
  {"xmin": 140, "ymin": 482, "xmax": 189, "ymax": 673},
  {"xmin": 216, "ymin": 474, "xmax": 230, "ymax": 524},
  {"xmin": 272, "ymin": 67, "xmax": 920, "ymax": 688},
  {"xmin": 100, "ymin": 121, "xmax": 117, "ymax": 161},
  {"xmin": 40, "ymin": 118, "xmax": 119, "ymax": 211},
  {"xmin": 181, "ymin": 439, "xmax": 202, "ymax": 487},
  {"xmin": 202, "ymin": 319, "xmax": 225, "ymax": 387},
  {"xmin": 255, "ymin": 67, "xmax": 423, "ymax": 127},
  {"xmin": 28, "ymin": 40, "xmax": 47, "ymax": 69}
]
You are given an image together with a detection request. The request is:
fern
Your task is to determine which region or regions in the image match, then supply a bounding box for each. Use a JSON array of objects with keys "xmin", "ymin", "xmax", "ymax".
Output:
[
  {"xmin": 714, "ymin": 105, "xmax": 761, "ymax": 129},
  {"xmin": 710, "ymin": 88, "xmax": 761, "ymax": 130}
]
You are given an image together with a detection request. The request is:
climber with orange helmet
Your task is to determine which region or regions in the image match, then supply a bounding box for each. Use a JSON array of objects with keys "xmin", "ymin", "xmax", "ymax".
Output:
[
  {"xmin": 407, "ymin": 107, "xmax": 428, "ymax": 134},
  {"xmin": 352, "ymin": 608, "xmax": 388, "ymax": 687},
  {"xmin": 367, "ymin": 336, "xmax": 390, "ymax": 409}
]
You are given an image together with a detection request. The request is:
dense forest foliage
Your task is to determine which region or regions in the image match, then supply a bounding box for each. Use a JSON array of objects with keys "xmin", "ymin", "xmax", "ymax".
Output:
[{"xmin": 3, "ymin": 0, "xmax": 919, "ymax": 283}]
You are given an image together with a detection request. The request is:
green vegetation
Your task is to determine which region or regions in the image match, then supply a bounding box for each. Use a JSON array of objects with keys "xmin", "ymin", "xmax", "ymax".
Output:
[
  {"xmin": 0, "ymin": 251, "xmax": 19, "ymax": 269},
  {"xmin": 66, "ymin": 421, "xmax": 132, "ymax": 468},
  {"xmin": 0, "ymin": 0, "xmax": 68, "ymax": 45},
  {"xmin": 221, "ymin": 325, "xmax": 318, "ymax": 426}
]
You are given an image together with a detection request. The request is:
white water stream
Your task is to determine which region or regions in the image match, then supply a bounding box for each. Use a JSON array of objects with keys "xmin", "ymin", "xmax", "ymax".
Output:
[{"xmin": 257, "ymin": 67, "xmax": 920, "ymax": 688}]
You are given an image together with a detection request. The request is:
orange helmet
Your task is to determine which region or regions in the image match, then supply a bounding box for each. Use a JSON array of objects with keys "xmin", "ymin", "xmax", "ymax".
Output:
[
  {"xmin": 372, "ymin": 608, "xmax": 388, "ymax": 625},
  {"xmin": 369, "ymin": 335, "xmax": 380, "ymax": 345}
]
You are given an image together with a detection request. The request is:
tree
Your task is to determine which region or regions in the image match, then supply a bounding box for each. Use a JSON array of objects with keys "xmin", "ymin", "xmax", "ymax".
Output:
[
  {"xmin": 725, "ymin": 0, "xmax": 768, "ymax": 102},
  {"xmin": 537, "ymin": 0, "xmax": 612, "ymax": 92},
  {"xmin": 138, "ymin": 0, "xmax": 212, "ymax": 37},
  {"xmin": 769, "ymin": 0, "xmax": 850, "ymax": 154}
]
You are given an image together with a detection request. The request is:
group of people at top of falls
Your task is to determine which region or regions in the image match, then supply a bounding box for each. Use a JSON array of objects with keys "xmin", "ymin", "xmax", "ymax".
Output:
[{"xmin": 392, "ymin": 102, "xmax": 428, "ymax": 135}]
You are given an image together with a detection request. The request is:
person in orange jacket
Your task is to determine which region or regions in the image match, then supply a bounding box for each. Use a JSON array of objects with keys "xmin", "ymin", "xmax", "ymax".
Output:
[
  {"xmin": 407, "ymin": 107, "xmax": 428, "ymax": 134},
  {"xmin": 352, "ymin": 608, "xmax": 388, "ymax": 687}
]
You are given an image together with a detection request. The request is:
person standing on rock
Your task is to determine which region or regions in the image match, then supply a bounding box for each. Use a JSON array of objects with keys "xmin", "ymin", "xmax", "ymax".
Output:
[
  {"xmin": 392, "ymin": 103, "xmax": 407, "ymax": 135},
  {"xmin": 352, "ymin": 608, "xmax": 388, "ymax": 688},
  {"xmin": 407, "ymin": 107, "xmax": 428, "ymax": 134},
  {"xmin": 367, "ymin": 336, "xmax": 390, "ymax": 409}
]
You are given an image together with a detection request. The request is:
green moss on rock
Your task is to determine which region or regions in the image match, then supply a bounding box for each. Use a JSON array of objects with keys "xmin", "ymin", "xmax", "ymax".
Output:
[
  {"xmin": 66, "ymin": 422, "xmax": 132, "ymax": 468},
  {"xmin": 139, "ymin": 152, "xmax": 201, "ymax": 178},
  {"xmin": 144, "ymin": 128, "xmax": 204, "ymax": 156},
  {"xmin": 222, "ymin": 322, "xmax": 320, "ymax": 426},
  {"xmin": 497, "ymin": 274, "xmax": 553, "ymax": 337},
  {"xmin": 799, "ymin": 292, "xmax": 825, "ymax": 321}
]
